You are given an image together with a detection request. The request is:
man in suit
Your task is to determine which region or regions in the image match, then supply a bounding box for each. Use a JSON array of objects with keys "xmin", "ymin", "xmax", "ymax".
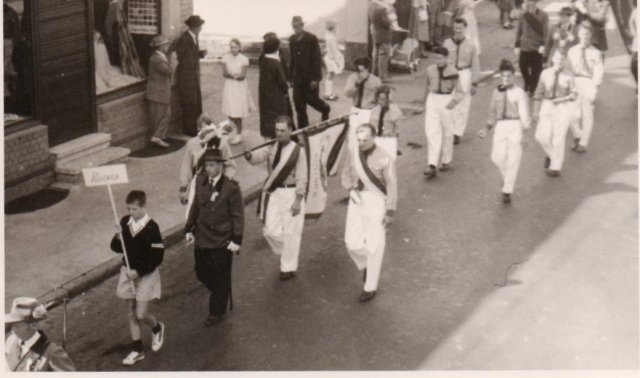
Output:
[
  {"xmin": 146, "ymin": 35, "xmax": 173, "ymax": 148},
  {"xmin": 186, "ymin": 148, "xmax": 244, "ymax": 327},
  {"xmin": 176, "ymin": 15, "xmax": 207, "ymax": 137},
  {"xmin": 289, "ymin": 16, "xmax": 331, "ymax": 129}
]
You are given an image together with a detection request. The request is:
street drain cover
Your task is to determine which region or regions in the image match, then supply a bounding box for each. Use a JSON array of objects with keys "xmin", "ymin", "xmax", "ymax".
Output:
[{"xmin": 5, "ymin": 187, "xmax": 70, "ymax": 215}]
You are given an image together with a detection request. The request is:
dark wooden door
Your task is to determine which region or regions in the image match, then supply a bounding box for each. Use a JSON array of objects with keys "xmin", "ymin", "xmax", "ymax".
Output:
[{"xmin": 34, "ymin": 0, "xmax": 95, "ymax": 146}]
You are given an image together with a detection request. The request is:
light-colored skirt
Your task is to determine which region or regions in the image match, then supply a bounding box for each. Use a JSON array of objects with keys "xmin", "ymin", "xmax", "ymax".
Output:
[
  {"xmin": 222, "ymin": 78, "xmax": 255, "ymax": 118},
  {"xmin": 324, "ymin": 54, "xmax": 345, "ymax": 74},
  {"xmin": 116, "ymin": 266, "xmax": 161, "ymax": 301}
]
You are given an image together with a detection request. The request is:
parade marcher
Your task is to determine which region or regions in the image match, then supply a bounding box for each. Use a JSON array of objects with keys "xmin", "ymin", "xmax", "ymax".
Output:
[
  {"xmin": 443, "ymin": 18, "xmax": 480, "ymax": 144},
  {"xmin": 289, "ymin": 16, "xmax": 331, "ymax": 129},
  {"xmin": 515, "ymin": 0, "xmax": 549, "ymax": 96},
  {"xmin": 369, "ymin": 0, "xmax": 393, "ymax": 81},
  {"xmin": 222, "ymin": 38, "xmax": 255, "ymax": 145},
  {"xmin": 370, "ymin": 85, "xmax": 403, "ymax": 156},
  {"xmin": 5, "ymin": 297, "xmax": 75, "ymax": 372},
  {"xmin": 429, "ymin": 0, "xmax": 445, "ymax": 45},
  {"xmin": 477, "ymin": 60, "xmax": 530, "ymax": 204},
  {"xmin": 259, "ymin": 36, "xmax": 292, "ymax": 139},
  {"xmin": 179, "ymin": 114, "xmax": 237, "ymax": 217},
  {"xmin": 422, "ymin": 46, "xmax": 464, "ymax": 179},
  {"xmin": 344, "ymin": 57, "xmax": 383, "ymax": 150},
  {"xmin": 574, "ymin": 0, "xmax": 610, "ymax": 55},
  {"xmin": 341, "ymin": 123, "xmax": 397, "ymax": 302},
  {"xmin": 145, "ymin": 35, "xmax": 173, "ymax": 148},
  {"xmin": 567, "ymin": 22, "xmax": 604, "ymax": 153},
  {"xmin": 459, "ymin": 0, "xmax": 481, "ymax": 54},
  {"xmin": 545, "ymin": 7, "xmax": 578, "ymax": 61},
  {"xmin": 176, "ymin": 15, "xmax": 207, "ymax": 137},
  {"xmin": 244, "ymin": 115, "xmax": 308, "ymax": 280},
  {"xmin": 323, "ymin": 20, "xmax": 345, "ymax": 101},
  {"xmin": 498, "ymin": 0, "xmax": 515, "ymax": 29},
  {"xmin": 110, "ymin": 190, "xmax": 166, "ymax": 366},
  {"xmin": 437, "ymin": 0, "xmax": 461, "ymax": 44},
  {"xmin": 185, "ymin": 149, "xmax": 244, "ymax": 327},
  {"xmin": 532, "ymin": 49, "xmax": 577, "ymax": 177}
]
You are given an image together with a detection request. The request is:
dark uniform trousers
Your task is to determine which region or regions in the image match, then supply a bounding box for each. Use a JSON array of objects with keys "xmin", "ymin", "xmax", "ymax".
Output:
[
  {"xmin": 194, "ymin": 246, "xmax": 232, "ymax": 316},
  {"xmin": 519, "ymin": 51, "xmax": 543, "ymax": 94},
  {"xmin": 293, "ymin": 81, "xmax": 331, "ymax": 128}
]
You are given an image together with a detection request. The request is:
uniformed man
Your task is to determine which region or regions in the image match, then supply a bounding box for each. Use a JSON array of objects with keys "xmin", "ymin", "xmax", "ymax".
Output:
[
  {"xmin": 533, "ymin": 49, "xmax": 577, "ymax": 176},
  {"xmin": 342, "ymin": 123, "xmax": 397, "ymax": 302},
  {"xmin": 422, "ymin": 46, "xmax": 464, "ymax": 179},
  {"xmin": 185, "ymin": 148, "xmax": 244, "ymax": 327},
  {"xmin": 244, "ymin": 115, "xmax": 308, "ymax": 280},
  {"xmin": 5, "ymin": 297, "xmax": 75, "ymax": 372},
  {"xmin": 442, "ymin": 18, "xmax": 480, "ymax": 144},
  {"xmin": 344, "ymin": 57, "xmax": 383, "ymax": 151},
  {"xmin": 567, "ymin": 22, "xmax": 604, "ymax": 153},
  {"xmin": 574, "ymin": 0, "xmax": 610, "ymax": 55},
  {"xmin": 477, "ymin": 60, "xmax": 531, "ymax": 204}
]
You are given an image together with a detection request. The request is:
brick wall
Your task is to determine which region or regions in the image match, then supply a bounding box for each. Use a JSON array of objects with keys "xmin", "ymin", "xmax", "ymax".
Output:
[
  {"xmin": 4, "ymin": 125, "xmax": 55, "ymax": 203},
  {"xmin": 97, "ymin": 92, "xmax": 148, "ymax": 152}
]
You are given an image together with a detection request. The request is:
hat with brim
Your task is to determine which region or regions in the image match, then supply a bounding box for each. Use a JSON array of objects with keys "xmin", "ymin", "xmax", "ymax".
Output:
[
  {"xmin": 150, "ymin": 35, "xmax": 171, "ymax": 47},
  {"xmin": 5, "ymin": 297, "xmax": 47, "ymax": 324},
  {"xmin": 292, "ymin": 16, "xmax": 304, "ymax": 25},
  {"xmin": 560, "ymin": 6, "xmax": 573, "ymax": 15},
  {"xmin": 201, "ymin": 148, "xmax": 227, "ymax": 163},
  {"xmin": 185, "ymin": 15, "xmax": 205, "ymax": 28}
]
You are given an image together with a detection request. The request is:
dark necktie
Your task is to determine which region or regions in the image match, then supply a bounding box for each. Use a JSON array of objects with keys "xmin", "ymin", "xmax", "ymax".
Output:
[
  {"xmin": 437, "ymin": 66, "xmax": 445, "ymax": 93},
  {"xmin": 272, "ymin": 143, "xmax": 283, "ymax": 169},
  {"xmin": 454, "ymin": 38, "xmax": 463, "ymax": 68},
  {"xmin": 502, "ymin": 89, "xmax": 509, "ymax": 119},
  {"xmin": 580, "ymin": 47, "xmax": 589, "ymax": 76},
  {"xmin": 377, "ymin": 107, "xmax": 387, "ymax": 136},
  {"xmin": 551, "ymin": 70, "xmax": 559, "ymax": 98},
  {"xmin": 356, "ymin": 78, "xmax": 367, "ymax": 108}
]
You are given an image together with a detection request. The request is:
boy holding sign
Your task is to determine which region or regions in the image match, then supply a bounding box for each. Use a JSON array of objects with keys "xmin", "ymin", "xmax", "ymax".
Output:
[{"xmin": 110, "ymin": 190, "xmax": 166, "ymax": 366}]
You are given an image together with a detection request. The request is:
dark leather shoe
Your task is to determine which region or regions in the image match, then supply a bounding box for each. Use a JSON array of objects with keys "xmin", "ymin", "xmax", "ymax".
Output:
[
  {"xmin": 546, "ymin": 169, "xmax": 560, "ymax": 177},
  {"xmin": 279, "ymin": 271, "xmax": 296, "ymax": 280},
  {"xmin": 453, "ymin": 135, "xmax": 460, "ymax": 145},
  {"xmin": 575, "ymin": 145, "xmax": 587, "ymax": 153},
  {"xmin": 362, "ymin": 269, "xmax": 367, "ymax": 283},
  {"xmin": 439, "ymin": 163, "xmax": 451, "ymax": 172},
  {"xmin": 205, "ymin": 315, "xmax": 223, "ymax": 327},
  {"xmin": 502, "ymin": 192, "xmax": 512, "ymax": 204},
  {"xmin": 571, "ymin": 138, "xmax": 580, "ymax": 151},
  {"xmin": 544, "ymin": 157, "xmax": 551, "ymax": 169},
  {"xmin": 424, "ymin": 165, "xmax": 437, "ymax": 179},
  {"xmin": 359, "ymin": 290, "xmax": 376, "ymax": 302}
]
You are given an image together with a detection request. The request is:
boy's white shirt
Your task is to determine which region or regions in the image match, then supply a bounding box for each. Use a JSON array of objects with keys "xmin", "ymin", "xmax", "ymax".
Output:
[{"xmin": 128, "ymin": 213, "xmax": 150, "ymax": 235}]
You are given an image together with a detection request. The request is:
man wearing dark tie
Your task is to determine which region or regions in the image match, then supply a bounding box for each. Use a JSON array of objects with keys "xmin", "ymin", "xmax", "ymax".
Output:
[{"xmin": 176, "ymin": 15, "xmax": 207, "ymax": 136}]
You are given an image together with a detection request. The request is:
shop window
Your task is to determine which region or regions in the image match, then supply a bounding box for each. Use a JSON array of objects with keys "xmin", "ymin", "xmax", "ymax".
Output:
[
  {"xmin": 4, "ymin": 0, "xmax": 34, "ymax": 125},
  {"xmin": 93, "ymin": 0, "xmax": 149, "ymax": 95}
]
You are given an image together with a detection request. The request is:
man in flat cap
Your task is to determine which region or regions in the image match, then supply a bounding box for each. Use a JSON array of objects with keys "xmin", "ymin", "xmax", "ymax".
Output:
[
  {"xmin": 186, "ymin": 148, "xmax": 244, "ymax": 327},
  {"xmin": 146, "ymin": 35, "xmax": 173, "ymax": 148},
  {"xmin": 5, "ymin": 297, "xmax": 75, "ymax": 371},
  {"xmin": 176, "ymin": 15, "xmax": 208, "ymax": 136}
]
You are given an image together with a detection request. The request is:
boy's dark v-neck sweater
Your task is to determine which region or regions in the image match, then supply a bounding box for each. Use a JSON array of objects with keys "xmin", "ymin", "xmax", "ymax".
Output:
[{"xmin": 110, "ymin": 215, "xmax": 164, "ymax": 277}]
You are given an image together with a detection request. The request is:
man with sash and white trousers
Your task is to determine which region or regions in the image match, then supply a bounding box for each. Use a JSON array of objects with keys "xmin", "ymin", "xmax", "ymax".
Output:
[
  {"xmin": 443, "ymin": 18, "xmax": 480, "ymax": 145},
  {"xmin": 244, "ymin": 115, "xmax": 308, "ymax": 280},
  {"xmin": 567, "ymin": 22, "xmax": 604, "ymax": 153},
  {"xmin": 422, "ymin": 46, "xmax": 464, "ymax": 179},
  {"xmin": 344, "ymin": 57, "xmax": 383, "ymax": 151},
  {"xmin": 342, "ymin": 123, "xmax": 397, "ymax": 302}
]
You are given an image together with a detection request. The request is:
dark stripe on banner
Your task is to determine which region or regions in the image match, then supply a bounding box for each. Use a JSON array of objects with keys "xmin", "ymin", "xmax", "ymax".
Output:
[{"xmin": 327, "ymin": 120, "xmax": 349, "ymax": 175}]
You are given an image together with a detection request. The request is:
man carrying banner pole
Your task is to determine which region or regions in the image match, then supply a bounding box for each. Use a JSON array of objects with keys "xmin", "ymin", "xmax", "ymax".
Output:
[
  {"xmin": 341, "ymin": 123, "xmax": 397, "ymax": 302},
  {"xmin": 344, "ymin": 57, "xmax": 382, "ymax": 151},
  {"xmin": 244, "ymin": 115, "xmax": 308, "ymax": 280}
]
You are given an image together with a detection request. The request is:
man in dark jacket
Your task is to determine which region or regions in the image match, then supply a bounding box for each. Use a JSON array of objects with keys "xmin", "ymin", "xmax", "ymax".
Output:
[
  {"xmin": 176, "ymin": 15, "xmax": 207, "ymax": 136},
  {"xmin": 186, "ymin": 148, "xmax": 244, "ymax": 327},
  {"xmin": 514, "ymin": 0, "xmax": 549, "ymax": 96},
  {"xmin": 259, "ymin": 37, "xmax": 291, "ymax": 139},
  {"xmin": 289, "ymin": 16, "xmax": 331, "ymax": 129}
]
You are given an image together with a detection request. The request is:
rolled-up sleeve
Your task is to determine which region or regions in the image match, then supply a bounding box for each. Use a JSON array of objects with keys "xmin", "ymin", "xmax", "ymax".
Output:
[{"xmin": 295, "ymin": 148, "xmax": 308, "ymax": 197}]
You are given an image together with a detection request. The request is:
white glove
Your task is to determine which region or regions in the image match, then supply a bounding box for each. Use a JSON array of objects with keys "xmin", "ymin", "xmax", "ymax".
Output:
[
  {"xmin": 227, "ymin": 241, "xmax": 240, "ymax": 252},
  {"xmin": 185, "ymin": 233, "xmax": 194, "ymax": 244}
]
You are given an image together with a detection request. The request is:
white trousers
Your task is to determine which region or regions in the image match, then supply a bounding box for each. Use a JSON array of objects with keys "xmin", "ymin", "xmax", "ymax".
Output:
[
  {"xmin": 263, "ymin": 188, "xmax": 305, "ymax": 273},
  {"xmin": 425, "ymin": 94, "xmax": 454, "ymax": 166},
  {"xmin": 452, "ymin": 68, "xmax": 472, "ymax": 137},
  {"xmin": 535, "ymin": 100, "xmax": 572, "ymax": 171},
  {"xmin": 491, "ymin": 120, "xmax": 523, "ymax": 194},
  {"xmin": 570, "ymin": 77, "xmax": 598, "ymax": 148},
  {"xmin": 345, "ymin": 190, "xmax": 386, "ymax": 292}
]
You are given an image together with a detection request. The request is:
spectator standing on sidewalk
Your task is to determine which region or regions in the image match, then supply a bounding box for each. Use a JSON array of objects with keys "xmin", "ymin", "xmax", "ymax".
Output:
[
  {"xmin": 514, "ymin": 0, "xmax": 549, "ymax": 96},
  {"xmin": 259, "ymin": 36, "xmax": 291, "ymax": 139},
  {"xmin": 176, "ymin": 15, "xmax": 207, "ymax": 137},
  {"xmin": 289, "ymin": 15, "xmax": 331, "ymax": 128},
  {"xmin": 185, "ymin": 149, "xmax": 244, "ymax": 327},
  {"xmin": 110, "ymin": 190, "xmax": 166, "ymax": 366},
  {"xmin": 145, "ymin": 35, "xmax": 173, "ymax": 148},
  {"xmin": 323, "ymin": 20, "xmax": 345, "ymax": 102},
  {"xmin": 221, "ymin": 38, "xmax": 255, "ymax": 145},
  {"xmin": 369, "ymin": 0, "xmax": 393, "ymax": 81},
  {"xmin": 498, "ymin": 0, "xmax": 515, "ymax": 29},
  {"xmin": 408, "ymin": 0, "xmax": 431, "ymax": 56},
  {"xmin": 5, "ymin": 297, "xmax": 75, "ymax": 372}
]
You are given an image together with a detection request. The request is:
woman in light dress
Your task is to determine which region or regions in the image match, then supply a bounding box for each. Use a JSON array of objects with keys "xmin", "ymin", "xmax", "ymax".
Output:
[
  {"xmin": 323, "ymin": 20, "xmax": 345, "ymax": 101},
  {"xmin": 221, "ymin": 38, "xmax": 255, "ymax": 145}
]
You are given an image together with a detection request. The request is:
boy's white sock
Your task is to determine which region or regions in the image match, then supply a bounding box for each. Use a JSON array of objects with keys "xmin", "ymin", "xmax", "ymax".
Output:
[{"xmin": 325, "ymin": 80, "xmax": 333, "ymax": 96}]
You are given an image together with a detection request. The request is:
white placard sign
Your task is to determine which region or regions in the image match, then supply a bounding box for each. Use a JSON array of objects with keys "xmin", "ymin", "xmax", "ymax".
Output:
[{"xmin": 82, "ymin": 164, "xmax": 129, "ymax": 187}]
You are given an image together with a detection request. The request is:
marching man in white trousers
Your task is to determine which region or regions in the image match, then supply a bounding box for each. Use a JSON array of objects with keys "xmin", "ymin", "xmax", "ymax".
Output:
[
  {"xmin": 443, "ymin": 18, "xmax": 480, "ymax": 145},
  {"xmin": 533, "ymin": 49, "xmax": 577, "ymax": 177},
  {"xmin": 477, "ymin": 60, "xmax": 530, "ymax": 204},
  {"xmin": 245, "ymin": 115, "xmax": 308, "ymax": 280},
  {"xmin": 567, "ymin": 22, "xmax": 604, "ymax": 153},
  {"xmin": 422, "ymin": 46, "xmax": 464, "ymax": 179},
  {"xmin": 341, "ymin": 123, "xmax": 397, "ymax": 302}
]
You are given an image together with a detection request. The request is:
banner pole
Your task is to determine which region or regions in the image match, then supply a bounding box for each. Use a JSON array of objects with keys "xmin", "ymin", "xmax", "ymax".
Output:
[{"xmin": 106, "ymin": 184, "xmax": 136, "ymax": 295}]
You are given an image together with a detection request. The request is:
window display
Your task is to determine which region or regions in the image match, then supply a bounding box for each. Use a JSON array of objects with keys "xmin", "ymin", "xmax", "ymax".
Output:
[{"xmin": 4, "ymin": 0, "xmax": 33, "ymax": 125}]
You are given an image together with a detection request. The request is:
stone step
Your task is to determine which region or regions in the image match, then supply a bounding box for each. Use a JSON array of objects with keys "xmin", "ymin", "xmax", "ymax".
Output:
[
  {"xmin": 50, "ymin": 133, "xmax": 112, "ymax": 166},
  {"xmin": 54, "ymin": 147, "xmax": 130, "ymax": 184}
]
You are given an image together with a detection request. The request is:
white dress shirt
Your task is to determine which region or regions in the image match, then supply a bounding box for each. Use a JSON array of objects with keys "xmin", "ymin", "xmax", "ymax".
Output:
[
  {"xmin": 19, "ymin": 331, "xmax": 40, "ymax": 358},
  {"xmin": 568, "ymin": 44, "xmax": 604, "ymax": 85},
  {"xmin": 128, "ymin": 214, "xmax": 150, "ymax": 235}
]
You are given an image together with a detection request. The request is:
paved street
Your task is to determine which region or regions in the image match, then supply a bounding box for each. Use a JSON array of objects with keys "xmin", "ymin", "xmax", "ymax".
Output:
[{"xmin": 32, "ymin": 0, "xmax": 637, "ymax": 371}]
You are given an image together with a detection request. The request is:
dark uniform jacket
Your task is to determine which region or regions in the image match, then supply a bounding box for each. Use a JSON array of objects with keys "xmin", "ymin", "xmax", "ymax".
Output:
[
  {"xmin": 175, "ymin": 31, "xmax": 205, "ymax": 104},
  {"xmin": 288, "ymin": 31, "xmax": 323, "ymax": 85},
  {"xmin": 186, "ymin": 174, "xmax": 244, "ymax": 249},
  {"xmin": 111, "ymin": 215, "xmax": 165, "ymax": 276}
]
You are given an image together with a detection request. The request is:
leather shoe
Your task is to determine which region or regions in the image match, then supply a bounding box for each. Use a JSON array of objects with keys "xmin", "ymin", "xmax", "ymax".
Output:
[
  {"xmin": 571, "ymin": 138, "xmax": 580, "ymax": 151},
  {"xmin": 362, "ymin": 269, "xmax": 367, "ymax": 283},
  {"xmin": 574, "ymin": 145, "xmax": 586, "ymax": 153},
  {"xmin": 502, "ymin": 192, "xmax": 512, "ymax": 204},
  {"xmin": 453, "ymin": 135, "xmax": 460, "ymax": 145},
  {"xmin": 359, "ymin": 290, "xmax": 376, "ymax": 302},
  {"xmin": 544, "ymin": 157, "xmax": 551, "ymax": 169},
  {"xmin": 546, "ymin": 169, "xmax": 560, "ymax": 177},
  {"xmin": 423, "ymin": 165, "xmax": 437, "ymax": 179},
  {"xmin": 279, "ymin": 271, "xmax": 296, "ymax": 280},
  {"xmin": 439, "ymin": 163, "xmax": 451, "ymax": 172},
  {"xmin": 204, "ymin": 315, "xmax": 223, "ymax": 327}
]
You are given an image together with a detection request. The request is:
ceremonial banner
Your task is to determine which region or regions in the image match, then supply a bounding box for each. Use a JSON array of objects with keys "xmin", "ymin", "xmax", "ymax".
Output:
[{"xmin": 303, "ymin": 119, "xmax": 350, "ymax": 219}]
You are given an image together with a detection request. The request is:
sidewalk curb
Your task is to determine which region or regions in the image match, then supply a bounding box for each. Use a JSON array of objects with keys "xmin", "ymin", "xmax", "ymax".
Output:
[{"xmin": 38, "ymin": 181, "xmax": 264, "ymax": 311}]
